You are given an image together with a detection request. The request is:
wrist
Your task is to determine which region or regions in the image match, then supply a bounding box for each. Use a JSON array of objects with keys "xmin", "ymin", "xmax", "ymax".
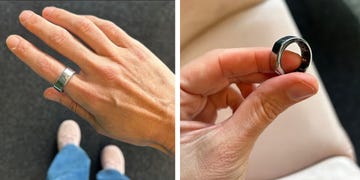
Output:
[{"xmin": 150, "ymin": 102, "xmax": 175, "ymax": 156}]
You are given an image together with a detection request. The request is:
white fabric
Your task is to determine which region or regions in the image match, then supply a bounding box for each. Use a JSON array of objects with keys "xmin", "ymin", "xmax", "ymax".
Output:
[{"xmin": 278, "ymin": 157, "xmax": 360, "ymax": 180}]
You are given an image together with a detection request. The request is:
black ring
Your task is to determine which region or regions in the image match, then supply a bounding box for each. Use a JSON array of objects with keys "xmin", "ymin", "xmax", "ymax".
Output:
[{"xmin": 271, "ymin": 36, "xmax": 312, "ymax": 75}]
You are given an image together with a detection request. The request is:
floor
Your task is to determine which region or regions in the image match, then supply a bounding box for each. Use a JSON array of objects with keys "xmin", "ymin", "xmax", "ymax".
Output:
[
  {"xmin": 286, "ymin": 0, "xmax": 360, "ymax": 163},
  {"xmin": 0, "ymin": 1, "xmax": 174, "ymax": 179}
]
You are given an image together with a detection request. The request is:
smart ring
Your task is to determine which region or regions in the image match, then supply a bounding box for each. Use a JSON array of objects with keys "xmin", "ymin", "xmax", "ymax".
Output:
[{"xmin": 271, "ymin": 36, "xmax": 312, "ymax": 75}]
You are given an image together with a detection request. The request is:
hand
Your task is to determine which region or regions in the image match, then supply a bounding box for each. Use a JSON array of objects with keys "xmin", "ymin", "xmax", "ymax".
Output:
[
  {"xmin": 6, "ymin": 7, "xmax": 174, "ymax": 155},
  {"xmin": 180, "ymin": 48, "xmax": 318, "ymax": 179}
]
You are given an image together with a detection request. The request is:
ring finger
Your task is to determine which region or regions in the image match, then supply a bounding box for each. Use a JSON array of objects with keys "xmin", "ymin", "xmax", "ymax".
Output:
[{"xmin": 6, "ymin": 35, "xmax": 87, "ymax": 103}]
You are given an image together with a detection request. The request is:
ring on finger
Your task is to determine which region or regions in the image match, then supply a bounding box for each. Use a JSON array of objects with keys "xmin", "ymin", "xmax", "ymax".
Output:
[
  {"xmin": 271, "ymin": 36, "xmax": 312, "ymax": 75},
  {"xmin": 53, "ymin": 67, "xmax": 76, "ymax": 92}
]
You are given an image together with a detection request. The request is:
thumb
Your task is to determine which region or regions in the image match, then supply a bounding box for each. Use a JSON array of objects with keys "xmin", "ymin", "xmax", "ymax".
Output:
[{"xmin": 222, "ymin": 72, "xmax": 318, "ymax": 141}]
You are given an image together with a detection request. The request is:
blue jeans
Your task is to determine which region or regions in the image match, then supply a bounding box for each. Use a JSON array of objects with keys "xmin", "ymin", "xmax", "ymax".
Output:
[{"xmin": 47, "ymin": 144, "xmax": 129, "ymax": 180}]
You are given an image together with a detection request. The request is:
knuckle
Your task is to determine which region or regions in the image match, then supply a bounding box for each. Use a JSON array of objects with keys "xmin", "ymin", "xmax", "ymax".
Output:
[
  {"xmin": 49, "ymin": 29, "xmax": 69, "ymax": 46},
  {"xmin": 99, "ymin": 65, "xmax": 118, "ymax": 81},
  {"xmin": 102, "ymin": 21, "xmax": 117, "ymax": 34},
  {"xmin": 103, "ymin": 21, "xmax": 129, "ymax": 42},
  {"xmin": 76, "ymin": 18, "xmax": 93, "ymax": 33},
  {"xmin": 68, "ymin": 101, "xmax": 79, "ymax": 113},
  {"xmin": 15, "ymin": 40, "xmax": 31, "ymax": 53}
]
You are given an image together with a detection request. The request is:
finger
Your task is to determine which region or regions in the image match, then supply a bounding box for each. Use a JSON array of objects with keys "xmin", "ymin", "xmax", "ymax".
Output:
[
  {"xmin": 180, "ymin": 89, "xmax": 206, "ymax": 120},
  {"xmin": 192, "ymin": 87, "xmax": 242, "ymax": 124},
  {"xmin": 19, "ymin": 10, "xmax": 97, "ymax": 70},
  {"xmin": 222, "ymin": 73, "xmax": 318, "ymax": 141},
  {"xmin": 229, "ymin": 72, "xmax": 276, "ymax": 83},
  {"xmin": 6, "ymin": 35, "xmax": 64, "ymax": 83},
  {"xmin": 42, "ymin": 7, "xmax": 119, "ymax": 56},
  {"xmin": 6, "ymin": 35, "xmax": 90, "ymax": 108},
  {"xmin": 181, "ymin": 48, "xmax": 302, "ymax": 96},
  {"xmin": 236, "ymin": 83, "xmax": 256, "ymax": 98},
  {"xmin": 83, "ymin": 15, "xmax": 133, "ymax": 47},
  {"xmin": 43, "ymin": 87, "xmax": 102, "ymax": 131}
]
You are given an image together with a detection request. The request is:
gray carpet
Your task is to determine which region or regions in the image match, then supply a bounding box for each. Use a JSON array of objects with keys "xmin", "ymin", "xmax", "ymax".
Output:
[{"xmin": 0, "ymin": 1, "xmax": 174, "ymax": 180}]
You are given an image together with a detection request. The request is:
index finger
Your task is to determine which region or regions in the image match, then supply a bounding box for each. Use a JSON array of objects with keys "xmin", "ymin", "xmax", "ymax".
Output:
[{"xmin": 180, "ymin": 48, "xmax": 301, "ymax": 95}]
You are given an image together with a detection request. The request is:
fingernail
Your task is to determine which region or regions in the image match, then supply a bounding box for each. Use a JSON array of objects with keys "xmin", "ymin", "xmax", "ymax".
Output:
[
  {"xmin": 6, "ymin": 36, "xmax": 20, "ymax": 50},
  {"xmin": 287, "ymin": 82, "xmax": 316, "ymax": 101},
  {"xmin": 19, "ymin": 10, "xmax": 33, "ymax": 23},
  {"xmin": 43, "ymin": 6, "xmax": 56, "ymax": 16}
]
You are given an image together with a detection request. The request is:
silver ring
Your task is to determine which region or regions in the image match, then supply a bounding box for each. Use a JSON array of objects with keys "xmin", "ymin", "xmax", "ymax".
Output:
[
  {"xmin": 271, "ymin": 36, "xmax": 312, "ymax": 75},
  {"xmin": 53, "ymin": 67, "xmax": 75, "ymax": 92}
]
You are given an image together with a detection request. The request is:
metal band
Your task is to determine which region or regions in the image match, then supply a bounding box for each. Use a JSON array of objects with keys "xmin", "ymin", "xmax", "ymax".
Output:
[
  {"xmin": 271, "ymin": 36, "xmax": 312, "ymax": 75},
  {"xmin": 53, "ymin": 67, "xmax": 75, "ymax": 92}
]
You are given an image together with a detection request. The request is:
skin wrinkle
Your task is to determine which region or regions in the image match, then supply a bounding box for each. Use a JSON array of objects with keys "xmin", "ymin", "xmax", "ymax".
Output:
[
  {"xmin": 49, "ymin": 28, "xmax": 70, "ymax": 48},
  {"xmin": 181, "ymin": 144, "xmax": 201, "ymax": 179},
  {"xmin": 256, "ymin": 91, "xmax": 282, "ymax": 124},
  {"xmin": 181, "ymin": 123, "xmax": 219, "ymax": 144},
  {"xmin": 75, "ymin": 18, "xmax": 94, "ymax": 35},
  {"xmin": 196, "ymin": 129, "xmax": 248, "ymax": 179},
  {"xmin": 12, "ymin": 37, "xmax": 28, "ymax": 52},
  {"xmin": 36, "ymin": 55, "xmax": 55, "ymax": 80}
]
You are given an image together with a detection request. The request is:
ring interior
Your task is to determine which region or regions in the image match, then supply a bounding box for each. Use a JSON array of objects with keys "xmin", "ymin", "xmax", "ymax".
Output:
[
  {"xmin": 276, "ymin": 37, "xmax": 311, "ymax": 74},
  {"xmin": 296, "ymin": 40, "xmax": 311, "ymax": 72}
]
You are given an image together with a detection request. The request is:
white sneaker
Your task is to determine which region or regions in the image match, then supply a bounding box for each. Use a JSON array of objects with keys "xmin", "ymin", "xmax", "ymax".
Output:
[
  {"xmin": 57, "ymin": 120, "xmax": 81, "ymax": 150},
  {"xmin": 101, "ymin": 145, "xmax": 125, "ymax": 174}
]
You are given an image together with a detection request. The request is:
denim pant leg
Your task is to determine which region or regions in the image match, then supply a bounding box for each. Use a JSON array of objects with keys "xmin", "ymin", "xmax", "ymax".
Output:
[
  {"xmin": 47, "ymin": 144, "xmax": 91, "ymax": 180},
  {"xmin": 96, "ymin": 169, "xmax": 130, "ymax": 180}
]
